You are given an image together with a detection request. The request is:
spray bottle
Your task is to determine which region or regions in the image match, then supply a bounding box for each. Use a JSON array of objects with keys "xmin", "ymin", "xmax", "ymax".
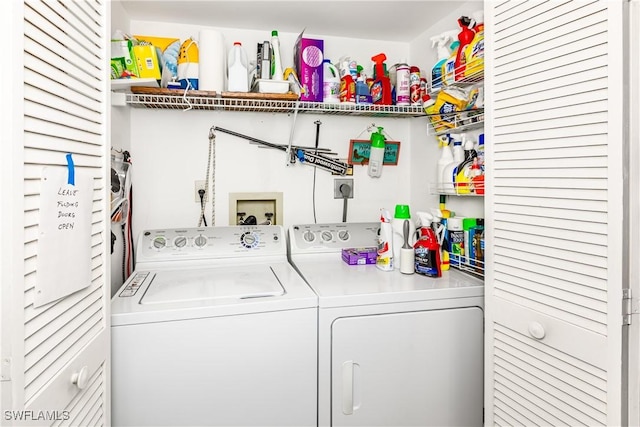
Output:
[
  {"xmin": 376, "ymin": 208, "xmax": 394, "ymax": 271},
  {"xmin": 429, "ymin": 31, "xmax": 456, "ymax": 90},
  {"xmin": 370, "ymin": 53, "xmax": 392, "ymax": 105},
  {"xmin": 368, "ymin": 126, "xmax": 386, "ymax": 178},
  {"xmin": 414, "ymin": 211, "xmax": 441, "ymax": 277},
  {"xmin": 455, "ymin": 16, "xmax": 476, "ymax": 81}
]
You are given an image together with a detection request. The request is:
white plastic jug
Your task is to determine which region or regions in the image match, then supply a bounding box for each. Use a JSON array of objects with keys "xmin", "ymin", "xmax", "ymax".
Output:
[
  {"xmin": 227, "ymin": 42, "xmax": 249, "ymax": 92},
  {"xmin": 322, "ymin": 59, "xmax": 340, "ymax": 103}
]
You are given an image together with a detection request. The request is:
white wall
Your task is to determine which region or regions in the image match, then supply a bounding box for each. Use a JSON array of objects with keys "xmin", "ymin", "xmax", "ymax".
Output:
[{"xmin": 126, "ymin": 21, "xmax": 418, "ymax": 239}]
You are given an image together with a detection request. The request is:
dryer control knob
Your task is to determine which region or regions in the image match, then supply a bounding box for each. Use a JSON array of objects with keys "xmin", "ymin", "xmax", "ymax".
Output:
[
  {"xmin": 152, "ymin": 236, "xmax": 166, "ymax": 249},
  {"xmin": 303, "ymin": 231, "xmax": 315, "ymax": 243},
  {"xmin": 321, "ymin": 231, "xmax": 333, "ymax": 242},
  {"xmin": 194, "ymin": 235, "xmax": 208, "ymax": 248},
  {"xmin": 174, "ymin": 236, "xmax": 187, "ymax": 248},
  {"xmin": 338, "ymin": 230, "xmax": 350, "ymax": 241}
]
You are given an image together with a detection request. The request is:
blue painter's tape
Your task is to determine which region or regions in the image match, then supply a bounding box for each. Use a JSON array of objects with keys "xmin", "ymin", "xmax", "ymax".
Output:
[{"xmin": 66, "ymin": 153, "xmax": 75, "ymax": 185}]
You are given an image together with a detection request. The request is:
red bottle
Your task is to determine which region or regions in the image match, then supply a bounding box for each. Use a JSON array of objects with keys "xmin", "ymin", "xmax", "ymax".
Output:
[
  {"xmin": 414, "ymin": 227, "xmax": 442, "ymax": 277},
  {"xmin": 370, "ymin": 53, "xmax": 392, "ymax": 105},
  {"xmin": 455, "ymin": 16, "xmax": 476, "ymax": 81}
]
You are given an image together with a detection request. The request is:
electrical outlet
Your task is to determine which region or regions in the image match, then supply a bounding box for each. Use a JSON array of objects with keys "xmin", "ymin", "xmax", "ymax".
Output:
[
  {"xmin": 334, "ymin": 178, "xmax": 354, "ymax": 199},
  {"xmin": 194, "ymin": 180, "xmax": 208, "ymax": 203}
]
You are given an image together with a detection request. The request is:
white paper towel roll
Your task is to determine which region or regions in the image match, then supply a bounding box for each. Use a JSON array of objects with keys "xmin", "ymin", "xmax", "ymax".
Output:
[{"xmin": 198, "ymin": 29, "xmax": 225, "ymax": 92}]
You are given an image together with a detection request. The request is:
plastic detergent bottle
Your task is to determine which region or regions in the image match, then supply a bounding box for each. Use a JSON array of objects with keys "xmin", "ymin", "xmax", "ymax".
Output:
[
  {"xmin": 270, "ymin": 30, "xmax": 284, "ymax": 80},
  {"xmin": 368, "ymin": 126, "xmax": 386, "ymax": 178},
  {"xmin": 322, "ymin": 59, "xmax": 340, "ymax": 103},
  {"xmin": 376, "ymin": 208, "xmax": 394, "ymax": 271},
  {"xmin": 443, "ymin": 136, "xmax": 463, "ymax": 194},
  {"xmin": 227, "ymin": 42, "xmax": 249, "ymax": 92},
  {"xmin": 454, "ymin": 136, "xmax": 477, "ymax": 195},
  {"xmin": 370, "ymin": 53, "xmax": 392, "ymax": 105},
  {"xmin": 436, "ymin": 134, "xmax": 454, "ymax": 193},
  {"xmin": 442, "ymin": 41, "xmax": 459, "ymax": 86},
  {"xmin": 391, "ymin": 204, "xmax": 416, "ymax": 269},
  {"xmin": 455, "ymin": 16, "xmax": 476, "ymax": 81},
  {"xmin": 395, "ymin": 60, "xmax": 411, "ymax": 106},
  {"xmin": 355, "ymin": 75, "xmax": 372, "ymax": 104},
  {"xmin": 430, "ymin": 32, "xmax": 453, "ymax": 90},
  {"xmin": 464, "ymin": 12, "xmax": 484, "ymax": 78}
]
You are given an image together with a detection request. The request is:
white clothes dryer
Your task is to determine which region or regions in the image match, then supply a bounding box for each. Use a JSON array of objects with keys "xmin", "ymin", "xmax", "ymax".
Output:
[
  {"xmin": 288, "ymin": 222, "xmax": 484, "ymax": 427},
  {"xmin": 111, "ymin": 225, "xmax": 317, "ymax": 427}
]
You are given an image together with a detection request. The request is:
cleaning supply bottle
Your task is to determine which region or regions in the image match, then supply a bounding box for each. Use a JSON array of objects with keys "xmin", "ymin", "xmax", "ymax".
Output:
[
  {"xmin": 370, "ymin": 53, "xmax": 392, "ymax": 105},
  {"xmin": 322, "ymin": 59, "xmax": 340, "ymax": 103},
  {"xmin": 355, "ymin": 75, "xmax": 372, "ymax": 104},
  {"xmin": 395, "ymin": 60, "xmax": 411, "ymax": 106},
  {"xmin": 454, "ymin": 136, "xmax": 477, "ymax": 195},
  {"xmin": 470, "ymin": 158, "xmax": 484, "ymax": 195},
  {"xmin": 438, "ymin": 196, "xmax": 451, "ymax": 271},
  {"xmin": 437, "ymin": 134, "xmax": 454, "ymax": 193},
  {"xmin": 368, "ymin": 126, "xmax": 385, "ymax": 178},
  {"xmin": 391, "ymin": 204, "xmax": 416, "ymax": 269},
  {"xmin": 455, "ymin": 16, "xmax": 476, "ymax": 81},
  {"xmin": 414, "ymin": 223, "xmax": 442, "ymax": 278},
  {"xmin": 442, "ymin": 40, "xmax": 459, "ymax": 86},
  {"xmin": 447, "ymin": 216, "xmax": 464, "ymax": 267},
  {"xmin": 227, "ymin": 42, "xmax": 249, "ymax": 92},
  {"xmin": 270, "ymin": 30, "xmax": 284, "ymax": 81},
  {"xmin": 464, "ymin": 11, "xmax": 484, "ymax": 78},
  {"xmin": 376, "ymin": 208, "xmax": 394, "ymax": 271},
  {"xmin": 340, "ymin": 73, "xmax": 356, "ymax": 103},
  {"xmin": 443, "ymin": 135, "xmax": 463, "ymax": 194},
  {"xmin": 430, "ymin": 32, "xmax": 453, "ymax": 90},
  {"xmin": 409, "ymin": 66, "xmax": 421, "ymax": 105}
]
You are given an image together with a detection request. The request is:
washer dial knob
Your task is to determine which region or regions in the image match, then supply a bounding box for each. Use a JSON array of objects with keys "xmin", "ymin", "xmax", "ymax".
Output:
[
  {"xmin": 321, "ymin": 231, "xmax": 333, "ymax": 242},
  {"xmin": 194, "ymin": 235, "xmax": 208, "ymax": 248},
  {"xmin": 174, "ymin": 236, "xmax": 187, "ymax": 248},
  {"xmin": 338, "ymin": 230, "xmax": 350, "ymax": 241},
  {"xmin": 152, "ymin": 236, "xmax": 166, "ymax": 249},
  {"xmin": 303, "ymin": 231, "xmax": 315, "ymax": 243},
  {"xmin": 241, "ymin": 232, "xmax": 258, "ymax": 248}
]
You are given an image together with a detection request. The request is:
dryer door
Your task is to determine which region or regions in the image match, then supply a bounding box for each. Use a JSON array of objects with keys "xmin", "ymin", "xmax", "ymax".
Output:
[{"xmin": 331, "ymin": 307, "xmax": 483, "ymax": 427}]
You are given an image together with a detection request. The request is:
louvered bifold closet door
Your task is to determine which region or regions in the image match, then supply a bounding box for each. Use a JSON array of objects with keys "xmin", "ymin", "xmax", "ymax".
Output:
[
  {"xmin": 18, "ymin": 0, "xmax": 109, "ymax": 425},
  {"xmin": 485, "ymin": 1, "xmax": 625, "ymax": 426}
]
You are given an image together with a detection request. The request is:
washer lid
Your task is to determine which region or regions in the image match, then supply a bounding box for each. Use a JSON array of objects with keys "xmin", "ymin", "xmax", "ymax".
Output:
[{"xmin": 140, "ymin": 265, "xmax": 285, "ymax": 305}]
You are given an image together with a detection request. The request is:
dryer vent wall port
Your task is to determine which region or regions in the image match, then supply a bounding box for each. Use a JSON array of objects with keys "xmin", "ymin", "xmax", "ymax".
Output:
[
  {"xmin": 334, "ymin": 179, "xmax": 354, "ymax": 199},
  {"xmin": 229, "ymin": 192, "xmax": 283, "ymax": 226}
]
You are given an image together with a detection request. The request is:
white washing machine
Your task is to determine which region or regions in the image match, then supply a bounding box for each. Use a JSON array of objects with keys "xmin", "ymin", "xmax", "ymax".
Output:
[
  {"xmin": 111, "ymin": 225, "xmax": 317, "ymax": 427},
  {"xmin": 288, "ymin": 222, "xmax": 484, "ymax": 427}
]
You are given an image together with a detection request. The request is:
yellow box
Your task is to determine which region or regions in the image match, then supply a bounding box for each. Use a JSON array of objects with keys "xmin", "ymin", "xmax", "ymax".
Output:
[{"xmin": 132, "ymin": 45, "xmax": 161, "ymax": 79}]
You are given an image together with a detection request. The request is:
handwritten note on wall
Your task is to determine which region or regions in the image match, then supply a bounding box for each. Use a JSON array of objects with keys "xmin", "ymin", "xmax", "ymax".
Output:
[{"xmin": 35, "ymin": 160, "xmax": 94, "ymax": 307}]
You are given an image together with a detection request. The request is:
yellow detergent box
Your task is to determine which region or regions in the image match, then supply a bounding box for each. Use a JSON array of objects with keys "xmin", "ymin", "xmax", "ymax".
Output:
[{"xmin": 133, "ymin": 44, "xmax": 161, "ymax": 79}]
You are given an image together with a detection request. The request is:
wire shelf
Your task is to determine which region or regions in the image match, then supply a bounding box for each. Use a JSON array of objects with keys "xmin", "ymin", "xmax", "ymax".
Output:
[
  {"xmin": 426, "ymin": 109, "xmax": 484, "ymax": 136},
  {"xmin": 450, "ymin": 254, "xmax": 485, "ymax": 279},
  {"xmin": 124, "ymin": 93, "xmax": 427, "ymax": 117},
  {"xmin": 429, "ymin": 180, "xmax": 485, "ymax": 197}
]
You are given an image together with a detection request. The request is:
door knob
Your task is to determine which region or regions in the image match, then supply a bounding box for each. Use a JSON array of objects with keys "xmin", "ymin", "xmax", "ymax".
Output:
[{"xmin": 71, "ymin": 366, "xmax": 89, "ymax": 390}]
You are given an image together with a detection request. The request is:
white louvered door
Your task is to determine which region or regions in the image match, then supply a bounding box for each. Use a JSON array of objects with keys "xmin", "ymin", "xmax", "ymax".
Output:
[
  {"xmin": 485, "ymin": 0, "xmax": 627, "ymax": 425},
  {"xmin": 1, "ymin": 1, "xmax": 110, "ymax": 425}
]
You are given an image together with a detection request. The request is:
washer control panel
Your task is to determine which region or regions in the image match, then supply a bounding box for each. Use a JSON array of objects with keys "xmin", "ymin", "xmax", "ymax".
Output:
[
  {"xmin": 137, "ymin": 225, "xmax": 285, "ymax": 262},
  {"xmin": 289, "ymin": 222, "xmax": 380, "ymax": 254},
  {"xmin": 118, "ymin": 272, "xmax": 151, "ymax": 298}
]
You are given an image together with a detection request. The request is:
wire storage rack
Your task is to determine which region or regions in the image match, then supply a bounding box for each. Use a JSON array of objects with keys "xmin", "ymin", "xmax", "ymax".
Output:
[
  {"xmin": 124, "ymin": 91, "xmax": 427, "ymax": 117},
  {"xmin": 425, "ymin": 57, "xmax": 484, "ymax": 136}
]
